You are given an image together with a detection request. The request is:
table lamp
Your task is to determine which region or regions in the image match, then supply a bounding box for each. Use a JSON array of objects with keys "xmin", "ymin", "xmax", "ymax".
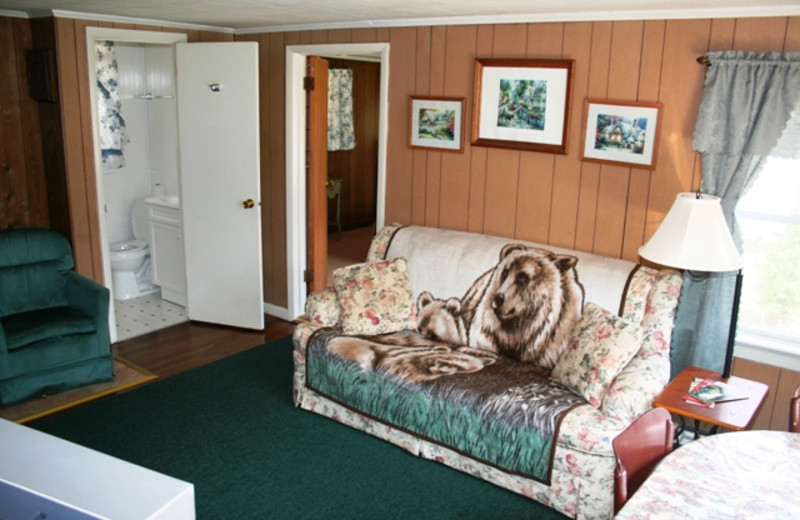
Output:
[{"xmin": 638, "ymin": 192, "xmax": 744, "ymax": 379}]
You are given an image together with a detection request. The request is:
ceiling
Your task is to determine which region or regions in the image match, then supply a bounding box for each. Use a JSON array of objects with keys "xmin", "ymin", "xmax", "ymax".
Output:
[{"xmin": 1, "ymin": 0, "xmax": 799, "ymax": 32}]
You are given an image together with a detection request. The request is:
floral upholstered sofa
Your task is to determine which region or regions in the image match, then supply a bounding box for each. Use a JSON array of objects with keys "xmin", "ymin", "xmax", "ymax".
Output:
[{"xmin": 293, "ymin": 224, "xmax": 682, "ymax": 520}]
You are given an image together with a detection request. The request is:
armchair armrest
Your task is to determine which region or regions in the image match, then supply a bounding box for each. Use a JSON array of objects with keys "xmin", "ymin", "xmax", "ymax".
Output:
[{"xmin": 65, "ymin": 271, "xmax": 111, "ymax": 348}]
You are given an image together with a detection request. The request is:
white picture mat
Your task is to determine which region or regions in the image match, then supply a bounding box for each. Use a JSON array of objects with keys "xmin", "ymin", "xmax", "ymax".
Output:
[
  {"xmin": 410, "ymin": 98, "xmax": 462, "ymax": 150},
  {"xmin": 478, "ymin": 66, "xmax": 568, "ymax": 146},
  {"xmin": 583, "ymin": 102, "xmax": 659, "ymax": 166}
]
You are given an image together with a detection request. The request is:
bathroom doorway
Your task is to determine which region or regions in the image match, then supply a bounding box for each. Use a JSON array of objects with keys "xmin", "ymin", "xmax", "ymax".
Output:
[
  {"xmin": 87, "ymin": 29, "xmax": 188, "ymax": 343},
  {"xmin": 88, "ymin": 29, "xmax": 265, "ymax": 342}
]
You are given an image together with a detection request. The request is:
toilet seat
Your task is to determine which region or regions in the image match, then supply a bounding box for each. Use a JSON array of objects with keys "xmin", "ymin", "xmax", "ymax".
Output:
[{"xmin": 110, "ymin": 239, "xmax": 148, "ymax": 254}]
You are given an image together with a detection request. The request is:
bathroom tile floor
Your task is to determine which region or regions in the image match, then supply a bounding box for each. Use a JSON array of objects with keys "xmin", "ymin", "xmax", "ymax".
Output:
[{"xmin": 114, "ymin": 291, "xmax": 188, "ymax": 342}]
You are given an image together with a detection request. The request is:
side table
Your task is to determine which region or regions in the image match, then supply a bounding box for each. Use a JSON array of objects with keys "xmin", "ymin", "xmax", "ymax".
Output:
[
  {"xmin": 653, "ymin": 365, "xmax": 768, "ymax": 443},
  {"xmin": 326, "ymin": 178, "xmax": 342, "ymax": 240}
]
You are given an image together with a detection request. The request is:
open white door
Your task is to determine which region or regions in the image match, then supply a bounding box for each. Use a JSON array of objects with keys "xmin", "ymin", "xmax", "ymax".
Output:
[{"xmin": 176, "ymin": 42, "xmax": 264, "ymax": 329}]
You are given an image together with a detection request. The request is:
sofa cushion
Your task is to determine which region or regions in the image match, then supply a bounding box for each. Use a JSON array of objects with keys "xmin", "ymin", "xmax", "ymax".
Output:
[
  {"xmin": 333, "ymin": 257, "xmax": 417, "ymax": 335},
  {"xmin": 552, "ymin": 302, "xmax": 643, "ymax": 408},
  {"xmin": 2, "ymin": 306, "xmax": 97, "ymax": 351}
]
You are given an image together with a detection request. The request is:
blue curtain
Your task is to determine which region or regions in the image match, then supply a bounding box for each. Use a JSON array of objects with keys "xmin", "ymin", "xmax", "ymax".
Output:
[
  {"xmin": 671, "ymin": 51, "xmax": 800, "ymax": 378},
  {"xmin": 96, "ymin": 41, "xmax": 129, "ymax": 170}
]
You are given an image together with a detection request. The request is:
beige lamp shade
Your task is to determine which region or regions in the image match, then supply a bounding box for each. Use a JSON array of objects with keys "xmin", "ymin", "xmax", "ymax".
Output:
[{"xmin": 639, "ymin": 193, "xmax": 743, "ymax": 272}]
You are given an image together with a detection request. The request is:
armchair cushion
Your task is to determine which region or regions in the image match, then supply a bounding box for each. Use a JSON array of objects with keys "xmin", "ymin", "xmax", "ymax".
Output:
[{"xmin": 3, "ymin": 307, "xmax": 96, "ymax": 351}]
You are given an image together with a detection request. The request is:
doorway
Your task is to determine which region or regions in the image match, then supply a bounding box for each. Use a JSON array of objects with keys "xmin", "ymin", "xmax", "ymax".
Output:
[
  {"xmin": 285, "ymin": 43, "xmax": 390, "ymax": 319},
  {"xmin": 86, "ymin": 28, "xmax": 188, "ymax": 343}
]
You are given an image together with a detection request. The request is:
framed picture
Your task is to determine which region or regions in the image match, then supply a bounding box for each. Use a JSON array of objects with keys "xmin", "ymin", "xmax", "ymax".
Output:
[
  {"xmin": 409, "ymin": 96, "xmax": 465, "ymax": 152},
  {"xmin": 471, "ymin": 58, "xmax": 574, "ymax": 154},
  {"xmin": 580, "ymin": 99, "xmax": 663, "ymax": 169}
]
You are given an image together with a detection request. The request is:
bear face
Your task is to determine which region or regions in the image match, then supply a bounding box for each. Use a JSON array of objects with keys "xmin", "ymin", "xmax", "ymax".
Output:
[
  {"xmin": 467, "ymin": 244, "xmax": 584, "ymax": 369},
  {"xmin": 416, "ymin": 291, "xmax": 468, "ymax": 345},
  {"xmin": 328, "ymin": 335, "xmax": 496, "ymax": 383}
]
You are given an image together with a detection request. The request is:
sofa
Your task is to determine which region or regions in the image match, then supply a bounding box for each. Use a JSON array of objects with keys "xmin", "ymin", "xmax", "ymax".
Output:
[
  {"xmin": 0, "ymin": 228, "xmax": 113, "ymax": 406},
  {"xmin": 293, "ymin": 224, "xmax": 682, "ymax": 520}
]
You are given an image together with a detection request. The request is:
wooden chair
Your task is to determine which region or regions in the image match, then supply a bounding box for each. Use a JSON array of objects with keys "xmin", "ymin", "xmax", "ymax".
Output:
[
  {"xmin": 612, "ymin": 407, "xmax": 674, "ymax": 514},
  {"xmin": 790, "ymin": 385, "xmax": 800, "ymax": 433}
]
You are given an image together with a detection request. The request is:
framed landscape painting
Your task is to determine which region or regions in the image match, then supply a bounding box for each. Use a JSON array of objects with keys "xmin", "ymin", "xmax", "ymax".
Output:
[
  {"xmin": 580, "ymin": 99, "xmax": 663, "ymax": 169},
  {"xmin": 409, "ymin": 96, "xmax": 465, "ymax": 152},
  {"xmin": 471, "ymin": 58, "xmax": 574, "ymax": 154}
]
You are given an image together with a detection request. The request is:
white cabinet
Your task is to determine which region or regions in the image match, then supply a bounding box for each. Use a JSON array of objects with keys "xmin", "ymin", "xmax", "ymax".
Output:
[
  {"xmin": 147, "ymin": 198, "xmax": 186, "ymax": 306},
  {"xmin": 0, "ymin": 419, "xmax": 195, "ymax": 520}
]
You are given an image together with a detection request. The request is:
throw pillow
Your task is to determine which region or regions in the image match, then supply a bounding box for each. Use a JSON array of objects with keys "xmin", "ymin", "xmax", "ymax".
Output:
[
  {"xmin": 333, "ymin": 257, "xmax": 417, "ymax": 335},
  {"xmin": 551, "ymin": 302, "xmax": 643, "ymax": 408}
]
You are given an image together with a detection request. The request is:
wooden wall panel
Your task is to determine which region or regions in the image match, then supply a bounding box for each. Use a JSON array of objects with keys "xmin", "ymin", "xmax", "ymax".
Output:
[
  {"xmin": 384, "ymin": 26, "xmax": 416, "ymax": 225},
  {"xmin": 550, "ymin": 21, "xmax": 591, "ymax": 251},
  {"xmin": 733, "ymin": 17, "xmax": 789, "ymax": 52},
  {"xmin": 465, "ymin": 25, "xmax": 494, "ymax": 234},
  {"xmin": 438, "ymin": 25, "xmax": 477, "ymax": 232},
  {"xmin": 0, "ymin": 17, "xmax": 31, "ymax": 229}
]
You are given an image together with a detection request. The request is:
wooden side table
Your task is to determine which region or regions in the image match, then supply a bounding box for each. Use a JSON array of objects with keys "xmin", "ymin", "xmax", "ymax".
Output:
[
  {"xmin": 326, "ymin": 178, "xmax": 343, "ymax": 240},
  {"xmin": 653, "ymin": 365, "xmax": 769, "ymax": 443}
]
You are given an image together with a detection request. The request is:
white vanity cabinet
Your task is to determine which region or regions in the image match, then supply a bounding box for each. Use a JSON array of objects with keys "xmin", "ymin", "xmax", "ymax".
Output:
[{"xmin": 146, "ymin": 197, "xmax": 186, "ymax": 306}]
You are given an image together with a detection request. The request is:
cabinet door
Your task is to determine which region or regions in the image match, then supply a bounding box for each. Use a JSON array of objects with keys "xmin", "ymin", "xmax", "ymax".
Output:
[{"xmin": 150, "ymin": 221, "xmax": 186, "ymax": 305}]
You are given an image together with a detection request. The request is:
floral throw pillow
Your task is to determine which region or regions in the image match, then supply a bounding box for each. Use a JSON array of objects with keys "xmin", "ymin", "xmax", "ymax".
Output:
[
  {"xmin": 333, "ymin": 257, "xmax": 417, "ymax": 335},
  {"xmin": 552, "ymin": 302, "xmax": 643, "ymax": 408}
]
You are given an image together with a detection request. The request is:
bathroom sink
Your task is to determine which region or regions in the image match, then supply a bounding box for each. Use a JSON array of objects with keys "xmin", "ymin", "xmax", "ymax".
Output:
[{"xmin": 145, "ymin": 195, "xmax": 180, "ymax": 208}]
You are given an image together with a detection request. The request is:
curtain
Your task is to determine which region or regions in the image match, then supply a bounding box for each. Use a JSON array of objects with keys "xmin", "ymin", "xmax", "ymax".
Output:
[
  {"xmin": 96, "ymin": 41, "xmax": 129, "ymax": 170},
  {"xmin": 327, "ymin": 68, "xmax": 356, "ymax": 151},
  {"xmin": 671, "ymin": 51, "xmax": 800, "ymax": 378}
]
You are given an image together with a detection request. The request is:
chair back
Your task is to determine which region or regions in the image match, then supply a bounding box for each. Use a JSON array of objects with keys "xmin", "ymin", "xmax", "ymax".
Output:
[
  {"xmin": 0, "ymin": 228, "xmax": 74, "ymax": 317},
  {"xmin": 791, "ymin": 386, "xmax": 800, "ymax": 433},
  {"xmin": 612, "ymin": 407, "xmax": 674, "ymax": 514}
]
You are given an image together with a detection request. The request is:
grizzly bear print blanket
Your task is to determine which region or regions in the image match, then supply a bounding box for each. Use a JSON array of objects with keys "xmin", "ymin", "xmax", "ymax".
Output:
[{"xmin": 305, "ymin": 328, "xmax": 585, "ymax": 484}]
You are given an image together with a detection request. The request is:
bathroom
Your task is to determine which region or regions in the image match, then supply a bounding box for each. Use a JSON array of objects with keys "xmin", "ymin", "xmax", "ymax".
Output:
[{"xmin": 99, "ymin": 40, "xmax": 188, "ymax": 341}]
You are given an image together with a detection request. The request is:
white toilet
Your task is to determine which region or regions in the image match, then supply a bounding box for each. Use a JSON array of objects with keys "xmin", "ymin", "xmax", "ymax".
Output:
[{"xmin": 109, "ymin": 199, "xmax": 157, "ymax": 300}]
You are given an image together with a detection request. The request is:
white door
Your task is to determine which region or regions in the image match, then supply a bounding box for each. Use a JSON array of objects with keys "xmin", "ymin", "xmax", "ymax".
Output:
[{"xmin": 176, "ymin": 42, "xmax": 264, "ymax": 330}]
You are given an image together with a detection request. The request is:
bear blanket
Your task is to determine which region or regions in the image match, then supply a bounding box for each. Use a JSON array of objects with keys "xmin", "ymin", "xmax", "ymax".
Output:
[{"xmin": 307, "ymin": 328, "xmax": 586, "ymax": 483}]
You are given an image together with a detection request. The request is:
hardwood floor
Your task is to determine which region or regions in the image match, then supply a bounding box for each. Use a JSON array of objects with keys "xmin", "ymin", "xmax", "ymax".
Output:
[{"xmin": 112, "ymin": 315, "xmax": 296, "ymax": 378}]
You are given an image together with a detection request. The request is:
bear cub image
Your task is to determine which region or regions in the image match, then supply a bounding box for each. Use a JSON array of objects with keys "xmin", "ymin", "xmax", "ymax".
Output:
[{"xmin": 416, "ymin": 243, "xmax": 585, "ymax": 370}]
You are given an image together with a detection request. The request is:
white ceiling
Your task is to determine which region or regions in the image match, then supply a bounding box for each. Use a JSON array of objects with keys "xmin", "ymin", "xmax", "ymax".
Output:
[{"xmin": 1, "ymin": 0, "xmax": 799, "ymax": 32}]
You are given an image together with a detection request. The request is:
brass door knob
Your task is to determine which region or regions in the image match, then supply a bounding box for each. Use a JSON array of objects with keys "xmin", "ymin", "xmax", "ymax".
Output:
[{"xmin": 242, "ymin": 198, "xmax": 255, "ymax": 209}]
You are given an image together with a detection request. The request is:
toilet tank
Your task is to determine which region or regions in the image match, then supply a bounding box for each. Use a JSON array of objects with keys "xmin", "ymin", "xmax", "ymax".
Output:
[{"xmin": 132, "ymin": 199, "xmax": 149, "ymax": 241}]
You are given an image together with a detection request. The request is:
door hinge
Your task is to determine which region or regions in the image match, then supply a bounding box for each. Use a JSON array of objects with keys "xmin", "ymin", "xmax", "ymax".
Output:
[
  {"xmin": 303, "ymin": 76, "xmax": 315, "ymax": 91},
  {"xmin": 303, "ymin": 269, "xmax": 314, "ymax": 283}
]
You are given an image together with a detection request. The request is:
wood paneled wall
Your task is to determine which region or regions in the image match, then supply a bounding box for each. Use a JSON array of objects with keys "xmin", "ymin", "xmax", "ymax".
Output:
[
  {"xmin": 3, "ymin": 14, "xmax": 798, "ymax": 310},
  {"xmin": 0, "ymin": 17, "xmax": 49, "ymax": 230},
  {"xmin": 239, "ymin": 16, "xmax": 799, "ymax": 306}
]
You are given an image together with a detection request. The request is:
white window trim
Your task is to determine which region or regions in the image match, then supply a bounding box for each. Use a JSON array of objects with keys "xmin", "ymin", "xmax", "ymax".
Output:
[{"xmin": 735, "ymin": 328, "xmax": 800, "ymax": 372}]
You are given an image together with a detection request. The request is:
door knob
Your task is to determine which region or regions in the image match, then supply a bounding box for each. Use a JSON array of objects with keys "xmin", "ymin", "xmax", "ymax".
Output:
[{"xmin": 242, "ymin": 198, "xmax": 255, "ymax": 209}]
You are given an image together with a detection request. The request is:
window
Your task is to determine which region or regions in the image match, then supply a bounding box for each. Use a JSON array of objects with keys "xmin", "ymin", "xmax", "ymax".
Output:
[{"xmin": 735, "ymin": 156, "xmax": 800, "ymax": 356}]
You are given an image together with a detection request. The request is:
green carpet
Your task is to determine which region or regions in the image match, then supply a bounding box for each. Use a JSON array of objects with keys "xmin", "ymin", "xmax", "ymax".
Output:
[{"xmin": 32, "ymin": 336, "xmax": 568, "ymax": 519}]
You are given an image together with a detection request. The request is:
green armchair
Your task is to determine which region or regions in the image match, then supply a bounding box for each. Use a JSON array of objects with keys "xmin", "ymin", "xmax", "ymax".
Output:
[{"xmin": 0, "ymin": 228, "xmax": 113, "ymax": 406}]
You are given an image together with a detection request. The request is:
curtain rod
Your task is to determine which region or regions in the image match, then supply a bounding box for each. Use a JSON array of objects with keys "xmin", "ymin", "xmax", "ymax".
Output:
[{"xmin": 697, "ymin": 56, "xmax": 711, "ymax": 66}]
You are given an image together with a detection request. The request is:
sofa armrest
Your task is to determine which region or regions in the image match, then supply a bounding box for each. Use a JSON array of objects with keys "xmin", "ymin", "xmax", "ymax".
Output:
[
  {"xmin": 65, "ymin": 271, "xmax": 111, "ymax": 349},
  {"xmin": 305, "ymin": 286, "xmax": 341, "ymax": 327}
]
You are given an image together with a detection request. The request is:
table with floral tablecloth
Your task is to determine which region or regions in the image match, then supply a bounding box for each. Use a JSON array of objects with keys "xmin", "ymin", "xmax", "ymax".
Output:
[{"xmin": 616, "ymin": 430, "xmax": 800, "ymax": 519}]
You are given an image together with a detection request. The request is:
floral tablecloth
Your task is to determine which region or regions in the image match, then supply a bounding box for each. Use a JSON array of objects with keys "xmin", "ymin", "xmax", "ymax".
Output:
[{"xmin": 616, "ymin": 430, "xmax": 800, "ymax": 519}]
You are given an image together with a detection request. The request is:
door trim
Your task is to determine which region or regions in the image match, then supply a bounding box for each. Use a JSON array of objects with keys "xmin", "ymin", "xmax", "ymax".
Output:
[
  {"xmin": 285, "ymin": 43, "xmax": 389, "ymax": 319},
  {"xmin": 85, "ymin": 28, "xmax": 188, "ymax": 343}
]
